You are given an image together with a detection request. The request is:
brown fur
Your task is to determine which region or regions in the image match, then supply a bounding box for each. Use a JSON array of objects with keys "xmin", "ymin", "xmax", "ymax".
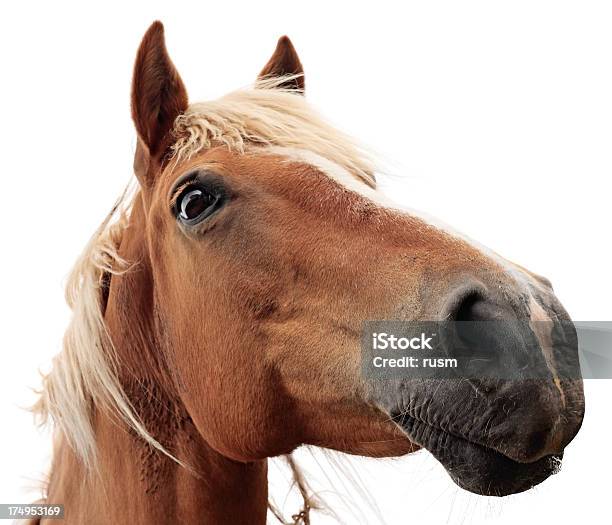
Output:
[
  {"xmin": 131, "ymin": 22, "xmax": 188, "ymax": 163},
  {"xmin": 259, "ymin": 36, "xmax": 305, "ymax": 92},
  {"xmin": 40, "ymin": 144, "xmax": 508, "ymax": 522},
  {"xmin": 37, "ymin": 22, "xmax": 583, "ymax": 524}
]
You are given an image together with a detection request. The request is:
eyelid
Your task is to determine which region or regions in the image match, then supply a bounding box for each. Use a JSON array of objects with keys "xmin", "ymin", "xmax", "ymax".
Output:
[
  {"xmin": 169, "ymin": 171, "xmax": 200, "ymax": 209},
  {"xmin": 169, "ymin": 180, "xmax": 198, "ymax": 211},
  {"xmin": 168, "ymin": 169, "xmax": 230, "ymax": 222}
]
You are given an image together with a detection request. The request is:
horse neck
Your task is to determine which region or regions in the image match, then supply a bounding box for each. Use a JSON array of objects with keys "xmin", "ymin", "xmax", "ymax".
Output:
[{"xmin": 45, "ymin": 197, "xmax": 269, "ymax": 524}]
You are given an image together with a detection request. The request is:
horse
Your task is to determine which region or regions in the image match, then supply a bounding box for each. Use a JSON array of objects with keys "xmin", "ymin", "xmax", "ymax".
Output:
[{"xmin": 30, "ymin": 21, "xmax": 584, "ymax": 524}]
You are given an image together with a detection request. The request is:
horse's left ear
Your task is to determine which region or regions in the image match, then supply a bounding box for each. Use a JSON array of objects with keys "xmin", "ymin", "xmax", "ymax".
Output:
[
  {"xmin": 131, "ymin": 21, "xmax": 188, "ymax": 183},
  {"xmin": 258, "ymin": 36, "xmax": 305, "ymax": 93}
]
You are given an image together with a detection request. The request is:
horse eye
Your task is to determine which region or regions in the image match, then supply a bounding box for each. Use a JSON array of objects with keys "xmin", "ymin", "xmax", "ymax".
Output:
[{"xmin": 178, "ymin": 187, "xmax": 216, "ymax": 224}]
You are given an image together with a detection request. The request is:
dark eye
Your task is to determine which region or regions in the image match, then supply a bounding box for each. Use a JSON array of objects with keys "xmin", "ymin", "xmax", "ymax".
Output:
[
  {"xmin": 177, "ymin": 186, "xmax": 219, "ymax": 224},
  {"xmin": 171, "ymin": 170, "xmax": 228, "ymax": 226}
]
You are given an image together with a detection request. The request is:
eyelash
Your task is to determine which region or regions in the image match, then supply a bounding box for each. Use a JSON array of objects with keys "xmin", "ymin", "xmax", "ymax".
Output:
[{"xmin": 170, "ymin": 179, "xmax": 198, "ymax": 212}]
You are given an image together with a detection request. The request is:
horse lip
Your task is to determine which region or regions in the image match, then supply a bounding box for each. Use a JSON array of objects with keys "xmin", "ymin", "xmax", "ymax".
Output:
[
  {"xmin": 394, "ymin": 413, "xmax": 563, "ymax": 496},
  {"xmin": 394, "ymin": 411, "xmax": 550, "ymax": 464}
]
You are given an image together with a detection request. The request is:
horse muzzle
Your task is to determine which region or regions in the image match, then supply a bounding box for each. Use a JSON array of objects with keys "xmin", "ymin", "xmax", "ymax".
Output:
[{"xmin": 368, "ymin": 284, "xmax": 585, "ymax": 496}]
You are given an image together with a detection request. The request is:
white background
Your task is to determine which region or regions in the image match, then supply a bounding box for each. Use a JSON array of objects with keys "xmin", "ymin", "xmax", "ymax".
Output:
[{"xmin": 0, "ymin": 1, "xmax": 610, "ymax": 523}]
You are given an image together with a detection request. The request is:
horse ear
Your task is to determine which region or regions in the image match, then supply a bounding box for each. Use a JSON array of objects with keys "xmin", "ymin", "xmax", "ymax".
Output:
[
  {"xmin": 258, "ymin": 36, "xmax": 305, "ymax": 93},
  {"xmin": 131, "ymin": 21, "xmax": 188, "ymax": 178}
]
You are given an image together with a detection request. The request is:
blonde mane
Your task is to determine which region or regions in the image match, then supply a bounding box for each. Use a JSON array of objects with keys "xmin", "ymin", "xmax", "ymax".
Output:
[
  {"xmin": 32, "ymin": 189, "xmax": 145, "ymax": 467},
  {"xmin": 33, "ymin": 82, "xmax": 377, "ymax": 521},
  {"xmin": 171, "ymin": 77, "xmax": 376, "ymax": 187}
]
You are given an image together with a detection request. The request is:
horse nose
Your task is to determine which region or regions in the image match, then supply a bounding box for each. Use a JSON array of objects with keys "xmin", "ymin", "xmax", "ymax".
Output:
[
  {"xmin": 442, "ymin": 291, "xmax": 532, "ymax": 376},
  {"xmin": 440, "ymin": 289, "xmax": 582, "ymax": 462},
  {"xmin": 454, "ymin": 293, "xmax": 506, "ymax": 322}
]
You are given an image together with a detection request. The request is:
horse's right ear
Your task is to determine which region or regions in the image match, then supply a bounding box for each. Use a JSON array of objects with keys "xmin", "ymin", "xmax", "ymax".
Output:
[
  {"xmin": 131, "ymin": 21, "xmax": 188, "ymax": 185},
  {"xmin": 258, "ymin": 36, "xmax": 305, "ymax": 93}
]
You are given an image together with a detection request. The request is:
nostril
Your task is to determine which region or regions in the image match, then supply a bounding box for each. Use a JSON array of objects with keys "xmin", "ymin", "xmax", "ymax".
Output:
[
  {"xmin": 445, "ymin": 289, "xmax": 533, "ymax": 377},
  {"xmin": 455, "ymin": 293, "xmax": 484, "ymax": 322},
  {"xmin": 442, "ymin": 286, "xmax": 487, "ymax": 323},
  {"xmin": 445, "ymin": 291, "xmax": 521, "ymax": 368},
  {"xmin": 454, "ymin": 293, "xmax": 509, "ymax": 322},
  {"xmin": 442, "ymin": 292, "xmax": 493, "ymax": 363},
  {"xmin": 452, "ymin": 294, "xmax": 494, "ymax": 353}
]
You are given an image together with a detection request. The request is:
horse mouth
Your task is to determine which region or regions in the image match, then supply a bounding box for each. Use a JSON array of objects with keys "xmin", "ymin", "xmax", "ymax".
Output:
[{"xmin": 396, "ymin": 414, "xmax": 562, "ymax": 496}]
